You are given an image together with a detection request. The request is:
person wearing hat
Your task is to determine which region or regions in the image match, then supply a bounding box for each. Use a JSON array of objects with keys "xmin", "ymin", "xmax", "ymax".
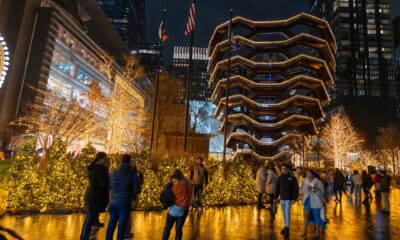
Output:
[{"xmin": 162, "ymin": 169, "xmax": 193, "ymax": 240}]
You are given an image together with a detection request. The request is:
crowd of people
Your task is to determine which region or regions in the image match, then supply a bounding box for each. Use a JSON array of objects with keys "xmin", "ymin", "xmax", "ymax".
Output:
[
  {"xmin": 255, "ymin": 163, "xmax": 393, "ymax": 238},
  {"xmin": 79, "ymin": 154, "xmax": 208, "ymax": 240},
  {"xmin": 78, "ymin": 151, "xmax": 393, "ymax": 240}
]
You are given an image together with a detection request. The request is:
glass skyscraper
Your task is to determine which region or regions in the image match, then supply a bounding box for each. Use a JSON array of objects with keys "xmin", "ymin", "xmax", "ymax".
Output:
[
  {"xmin": 97, "ymin": 0, "xmax": 145, "ymax": 50},
  {"xmin": 312, "ymin": 0, "xmax": 397, "ymax": 98}
]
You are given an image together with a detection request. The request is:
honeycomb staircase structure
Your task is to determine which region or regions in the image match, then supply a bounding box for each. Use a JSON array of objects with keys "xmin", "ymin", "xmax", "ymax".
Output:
[{"xmin": 208, "ymin": 13, "xmax": 336, "ymax": 163}]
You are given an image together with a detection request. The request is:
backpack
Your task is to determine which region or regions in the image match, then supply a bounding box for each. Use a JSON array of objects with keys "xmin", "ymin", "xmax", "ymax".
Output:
[{"xmin": 159, "ymin": 182, "xmax": 174, "ymax": 209}]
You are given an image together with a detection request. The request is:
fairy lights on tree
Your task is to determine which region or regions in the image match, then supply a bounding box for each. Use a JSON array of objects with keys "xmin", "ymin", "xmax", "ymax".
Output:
[{"xmin": 321, "ymin": 112, "xmax": 364, "ymax": 169}]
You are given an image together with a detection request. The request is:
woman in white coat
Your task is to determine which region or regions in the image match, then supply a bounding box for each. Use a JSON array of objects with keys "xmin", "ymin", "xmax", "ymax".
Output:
[
  {"xmin": 255, "ymin": 165, "xmax": 266, "ymax": 208},
  {"xmin": 301, "ymin": 169, "xmax": 326, "ymax": 237}
]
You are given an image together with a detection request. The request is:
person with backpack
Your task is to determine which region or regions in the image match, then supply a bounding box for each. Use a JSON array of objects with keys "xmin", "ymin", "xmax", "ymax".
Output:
[
  {"xmin": 333, "ymin": 168, "xmax": 345, "ymax": 203},
  {"xmin": 361, "ymin": 170, "xmax": 373, "ymax": 205},
  {"xmin": 162, "ymin": 169, "xmax": 193, "ymax": 240},
  {"xmin": 190, "ymin": 157, "xmax": 208, "ymax": 211},
  {"xmin": 379, "ymin": 170, "xmax": 391, "ymax": 214},
  {"xmin": 106, "ymin": 154, "xmax": 140, "ymax": 240}
]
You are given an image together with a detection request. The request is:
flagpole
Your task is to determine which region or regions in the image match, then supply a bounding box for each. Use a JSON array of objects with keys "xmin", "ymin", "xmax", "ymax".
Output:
[
  {"xmin": 222, "ymin": 9, "xmax": 234, "ymax": 166},
  {"xmin": 149, "ymin": 9, "xmax": 166, "ymax": 161},
  {"xmin": 183, "ymin": 1, "xmax": 195, "ymax": 153}
]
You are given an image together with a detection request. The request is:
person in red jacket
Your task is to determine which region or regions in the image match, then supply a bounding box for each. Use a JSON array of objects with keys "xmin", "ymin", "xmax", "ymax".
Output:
[{"xmin": 162, "ymin": 169, "xmax": 193, "ymax": 240}]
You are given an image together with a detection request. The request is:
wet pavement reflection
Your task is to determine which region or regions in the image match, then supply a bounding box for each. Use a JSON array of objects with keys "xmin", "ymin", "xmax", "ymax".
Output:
[{"xmin": 1, "ymin": 189, "xmax": 400, "ymax": 239}]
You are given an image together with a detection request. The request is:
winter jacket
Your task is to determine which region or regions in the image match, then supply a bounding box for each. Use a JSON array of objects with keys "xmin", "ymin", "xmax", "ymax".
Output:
[
  {"xmin": 265, "ymin": 170, "xmax": 278, "ymax": 195},
  {"xmin": 301, "ymin": 177, "xmax": 325, "ymax": 209},
  {"xmin": 362, "ymin": 174, "xmax": 373, "ymax": 189},
  {"xmin": 255, "ymin": 167, "xmax": 266, "ymax": 193},
  {"xmin": 85, "ymin": 163, "xmax": 109, "ymax": 212},
  {"xmin": 172, "ymin": 179, "xmax": 193, "ymax": 210},
  {"xmin": 275, "ymin": 173, "xmax": 299, "ymax": 201},
  {"xmin": 333, "ymin": 171, "xmax": 345, "ymax": 188},
  {"xmin": 109, "ymin": 163, "xmax": 139, "ymax": 207},
  {"xmin": 190, "ymin": 164, "xmax": 208, "ymax": 185},
  {"xmin": 380, "ymin": 175, "xmax": 391, "ymax": 193},
  {"xmin": 353, "ymin": 174, "xmax": 362, "ymax": 186}
]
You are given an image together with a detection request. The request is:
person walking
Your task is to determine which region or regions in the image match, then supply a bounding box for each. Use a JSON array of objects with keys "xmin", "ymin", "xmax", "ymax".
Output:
[
  {"xmin": 162, "ymin": 169, "xmax": 193, "ymax": 240},
  {"xmin": 190, "ymin": 157, "xmax": 208, "ymax": 211},
  {"xmin": 379, "ymin": 170, "xmax": 391, "ymax": 214},
  {"xmin": 274, "ymin": 164, "xmax": 299, "ymax": 237},
  {"xmin": 361, "ymin": 170, "xmax": 373, "ymax": 205},
  {"xmin": 80, "ymin": 152, "xmax": 109, "ymax": 240},
  {"xmin": 352, "ymin": 170, "xmax": 362, "ymax": 201},
  {"xmin": 333, "ymin": 168, "xmax": 345, "ymax": 203},
  {"xmin": 106, "ymin": 154, "xmax": 140, "ymax": 240},
  {"xmin": 265, "ymin": 165, "xmax": 278, "ymax": 209},
  {"xmin": 373, "ymin": 170, "xmax": 382, "ymax": 200},
  {"xmin": 301, "ymin": 169, "xmax": 326, "ymax": 237},
  {"xmin": 255, "ymin": 165, "xmax": 266, "ymax": 209}
]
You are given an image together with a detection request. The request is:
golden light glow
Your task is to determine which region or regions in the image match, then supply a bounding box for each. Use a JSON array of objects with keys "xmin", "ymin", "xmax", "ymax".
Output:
[
  {"xmin": 209, "ymin": 12, "xmax": 337, "ymax": 53},
  {"xmin": 209, "ymin": 33, "xmax": 336, "ymax": 70},
  {"xmin": 210, "ymin": 74, "xmax": 331, "ymax": 104},
  {"xmin": 209, "ymin": 54, "xmax": 334, "ymax": 87}
]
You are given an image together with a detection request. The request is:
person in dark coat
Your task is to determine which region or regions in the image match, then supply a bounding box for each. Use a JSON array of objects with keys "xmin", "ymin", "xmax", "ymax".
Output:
[
  {"xmin": 333, "ymin": 168, "xmax": 345, "ymax": 203},
  {"xmin": 106, "ymin": 154, "xmax": 140, "ymax": 240},
  {"xmin": 80, "ymin": 152, "xmax": 109, "ymax": 240},
  {"xmin": 361, "ymin": 170, "xmax": 373, "ymax": 204},
  {"xmin": 274, "ymin": 164, "xmax": 299, "ymax": 237}
]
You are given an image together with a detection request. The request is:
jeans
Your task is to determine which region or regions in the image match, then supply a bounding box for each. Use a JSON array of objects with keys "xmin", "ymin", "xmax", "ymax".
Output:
[
  {"xmin": 354, "ymin": 184, "xmax": 362, "ymax": 199},
  {"xmin": 280, "ymin": 200, "xmax": 293, "ymax": 228},
  {"xmin": 106, "ymin": 203, "xmax": 131, "ymax": 240},
  {"xmin": 80, "ymin": 205, "xmax": 100, "ymax": 240},
  {"xmin": 382, "ymin": 192, "xmax": 390, "ymax": 212},
  {"xmin": 192, "ymin": 184, "xmax": 204, "ymax": 207},
  {"xmin": 162, "ymin": 211, "xmax": 188, "ymax": 240}
]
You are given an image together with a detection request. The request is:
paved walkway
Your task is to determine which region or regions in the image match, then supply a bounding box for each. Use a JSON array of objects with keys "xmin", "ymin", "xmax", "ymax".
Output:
[{"xmin": 1, "ymin": 189, "xmax": 400, "ymax": 239}]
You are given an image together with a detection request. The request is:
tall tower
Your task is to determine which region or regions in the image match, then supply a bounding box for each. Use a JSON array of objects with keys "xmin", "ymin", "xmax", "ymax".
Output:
[
  {"xmin": 208, "ymin": 13, "xmax": 336, "ymax": 162},
  {"xmin": 331, "ymin": 0, "xmax": 396, "ymax": 98},
  {"xmin": 97, "ymin": 0, "xmax": 145, "ymax": 50}
]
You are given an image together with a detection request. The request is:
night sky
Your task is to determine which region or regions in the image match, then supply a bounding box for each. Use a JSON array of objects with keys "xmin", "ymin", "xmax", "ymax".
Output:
[{"xmin": 146, "ymin": 0, "xmax": 400, "ymax": 64}]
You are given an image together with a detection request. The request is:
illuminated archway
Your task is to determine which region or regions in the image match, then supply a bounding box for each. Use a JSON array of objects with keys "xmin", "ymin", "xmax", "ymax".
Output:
[{"xmin": 0, "ymin": 34, "xmax": 10, "ymax": 88}]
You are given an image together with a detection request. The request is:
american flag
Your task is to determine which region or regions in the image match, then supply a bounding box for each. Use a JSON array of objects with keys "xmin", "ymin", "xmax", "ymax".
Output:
[{"xmin": 184, "ymin": 2, "xmax": 196, "ymax": 36}]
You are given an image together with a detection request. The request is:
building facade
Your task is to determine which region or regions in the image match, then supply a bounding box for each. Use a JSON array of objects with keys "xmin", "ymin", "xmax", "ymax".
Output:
[
  {"xmin": 395, "ymin": 17, "xmax": 400, "ymax": 69},
  {"xmin": 0, "ymin": 0, "xmax": 150, "ymax": 150},
  {"xmin": 313, "ymin": 0, "xmax": 396, "ymax": 98},
  {"xmin": 172, "ymin": 46, "xmax": 211, "ymax": 101},
  {"xmin": 97, "ymin": 0, "xmax": 145, "ymax": 50},
  {"xmin": 208, "ymin": 13, "xmax": 336, "ymax": 162}
]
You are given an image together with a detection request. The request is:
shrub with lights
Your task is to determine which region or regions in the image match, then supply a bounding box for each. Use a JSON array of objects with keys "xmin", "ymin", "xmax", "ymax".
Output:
[{"xmin": 3, "ymin": 139, "xmax": 258, "ymax": 213}]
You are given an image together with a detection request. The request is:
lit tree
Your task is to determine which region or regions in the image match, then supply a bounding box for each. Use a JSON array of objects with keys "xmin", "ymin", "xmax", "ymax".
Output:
[
  {"xmin": 321, "ymin": 112, "xmax": 364, "ymax": 169},
  {"xmin": 350, "ymin": 149, "xmax": 379, "ymax": 170},
  {"xmin": 376, "ymin": 124, "xmax": 400, "ymax": 175},
  {"xmin": 12, "ymin": 87, "xmax": 98, "ymax": 170}
]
